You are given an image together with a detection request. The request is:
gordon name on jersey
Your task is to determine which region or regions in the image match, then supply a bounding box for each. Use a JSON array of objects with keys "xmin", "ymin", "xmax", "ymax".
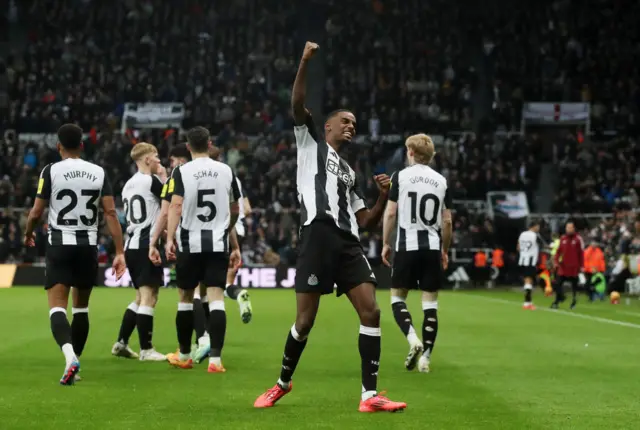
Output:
[
  {"xmin": 170, "ymin": 158, "xmax": 241, "ymax": 253},
  {"xmin": 36, "ymin": 158, "xmax": 112, "ymax": 246},
  {"xmin": 293, "ymin": 114, "xmax": 366, "ymax": 240},
  {"xmin": 389, "ymin": 164, "xmax": 451, "ymax": 252},
  {"xmin": 122, "ymin": 172, "xmax": 164, "ymax": 250}
]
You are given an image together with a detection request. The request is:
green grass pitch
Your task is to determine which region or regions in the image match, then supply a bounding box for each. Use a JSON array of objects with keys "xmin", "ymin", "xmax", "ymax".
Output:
[{"xmin": 1, "ymin": 287, "xmax": 640, "ymax": 429}]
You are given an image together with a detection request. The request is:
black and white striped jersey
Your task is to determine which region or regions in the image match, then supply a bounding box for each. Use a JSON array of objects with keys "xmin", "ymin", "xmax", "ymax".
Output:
[
  {"xmin": 389, "ymin": 164, "xmax": 451, "ymax": 252},
  {"xmin": 518, "ymin": 230, "xmax": 540, "ymax": 266},
  {"xmin": 169, "ymin": 157, "xmax": 241, "ymax": 253},
  {"xmin": 235, "ymin": 176, "xmax": 247, "ymax": 237},
  {"xmin": 294, "ymin": 114, "xmax": 367, "ymax": 240},
  {"xmin": 122, "ymin": 172, "xmax": 164, "ymax": 250},
  {"xmin": 36, "ymin": 158, "xmax": 112, "ymax": 246}
]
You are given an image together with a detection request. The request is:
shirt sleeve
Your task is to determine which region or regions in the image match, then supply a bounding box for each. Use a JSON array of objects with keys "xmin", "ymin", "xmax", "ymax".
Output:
[
  {"xmin": 150, "ymin": 175, "xmax": 164, "ymax": 199},
  {"xmin": 230, "ymin": 172, "xmax": 241, "ymax": 202},
  {"xmin": 102, "ymin": 172, "xmax": 113, "ymax": 196},
  {"xmin": 169, "ymin": 166, "xmax": 184, "ymax": 198},
  {"xmin": 443, "ymin": 185, "xmax": 452, "ymax": 209},
  {"xmin": 350, "ymin": 177, "xmax": 367, "ymax": 213},
  {"xmin": 293, "ymin": 111, "xmax": 319, "ymax": 148},
  {"xmin": 36, "ymin": 164, "xmax": 52, "ymax": 200},
  {"xmin": 388, "ymin": 171, "xmax": 399, "ymax": 202}
]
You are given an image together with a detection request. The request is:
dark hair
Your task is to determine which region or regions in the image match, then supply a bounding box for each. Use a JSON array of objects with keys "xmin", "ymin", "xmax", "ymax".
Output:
[
  {"xmin": 169, "ymin": 143, "xmax": 191, "ymax": 160},
  {"xmin": 529, "ymin": 219, "xmax": 540, "ymax": 228},
  {"xmin": 324, "ymin": 109, "xmax": 353, "ymax": 123},
  {"xmin": 57, "ymin": 124, "xmax": 83, "ymax": 150},
  {"xmin": 186, "ymin": 126, "xmax": 210, "ymax": 153}
]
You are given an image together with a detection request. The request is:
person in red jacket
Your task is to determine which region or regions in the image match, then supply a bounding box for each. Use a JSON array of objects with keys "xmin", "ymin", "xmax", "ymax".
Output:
[{"xmin": 552, "ymin": 221, "xmax": 585, "ymax": 309}]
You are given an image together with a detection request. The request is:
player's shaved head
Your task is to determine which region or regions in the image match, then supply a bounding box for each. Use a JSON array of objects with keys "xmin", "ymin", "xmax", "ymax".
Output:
[
  {"xmin": 57, "ymin": 124, "xmax": 83, "ymax": 150},
  {"xmin": 186, "ymin": 126, "xmax": 211, "ymax": 154}
]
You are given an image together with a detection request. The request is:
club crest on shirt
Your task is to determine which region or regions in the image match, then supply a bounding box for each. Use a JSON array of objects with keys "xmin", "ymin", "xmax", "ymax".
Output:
[{"xmin": 326, "ymin": 159, "xmax": 354, "ymax": 187}]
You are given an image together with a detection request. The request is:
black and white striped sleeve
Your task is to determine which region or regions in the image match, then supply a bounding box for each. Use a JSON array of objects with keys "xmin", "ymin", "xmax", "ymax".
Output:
[
  {"xmin": 36, "ymin": 164, "xmax": 52, "ymax": 200},
  {"xmin": 350, "ymin": 177, "xmax": 367, "ymax": 213}
]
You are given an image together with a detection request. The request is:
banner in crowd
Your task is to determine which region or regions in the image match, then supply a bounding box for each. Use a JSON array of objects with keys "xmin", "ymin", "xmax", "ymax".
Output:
[
  {"xmin": 9, "ymin": 264, "xmax": 477, "ymax": 289},
  {"xmin": 120, "ymin": 103, "xmax": 185, "ymax": 132},
  {"xmin": 486, "ymin": 191, "xmax": 530, "ymax": 219},
  {"xmin": 522, "ymin": 102, "xmax": 590, "ymax": 124}
]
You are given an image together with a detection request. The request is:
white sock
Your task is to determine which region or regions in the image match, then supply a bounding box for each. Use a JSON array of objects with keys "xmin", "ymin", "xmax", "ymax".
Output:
[
  {"xmin": 209, "ymin": 356, "xmax": 222, "ymax": 366},
  {"xmin": 407, "ymin": 326, "xmax": 421, "ymax": 346},
  {"xmin": 277, "ymin": 378, "xmax": 290, "ymax": 389},
  {"xmin": 361, "ymin": 389, "xmax": 377, "ymax": 401},
  {"xmin": 179, "ymin": 353, "xmax": 190, "ymax": 361},
  {"xmin": 198, "ymin": 334, "xmax": 210, "ymax": 346},
  {"xmin": 61, "ymin": 343, "xmax": 77, "ymax": 367}
]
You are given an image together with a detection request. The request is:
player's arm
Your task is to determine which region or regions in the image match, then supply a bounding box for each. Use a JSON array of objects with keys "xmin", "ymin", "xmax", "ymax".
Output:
[
  {"xmin": 292, "ymin": 41, "xmax": 319, "ymax": 126},
  {"xmin": 101, "ymin": 173, "xmax": 125, "ymax": 256},
  {"xmin": 238, "ymin": 180, "xmax": 252, "ymax": 217},
  {"xmin": 150, "ymin": 177, "xmax": 172, "ymax": 248},
  {"xmin": 166, "ymin": 168, "xmax": 184, "ymax": 246},
  {"xmin": 441, "ymin": 187, "xmax": 453, "ymax": 255},
  {"xmin": 354, "ymin": 174, "xmax": 390, "ymax": 230},
  {"xmin": 228, "ymin": 173, "xmax": 242, "ymax": 247},
  {"xmin": 381, "ymin": 172, "xmax": 399, "ymax": 248},
  {"xmin": 25, "ymin": 164, "xmax": 52, "ymax": 242}
]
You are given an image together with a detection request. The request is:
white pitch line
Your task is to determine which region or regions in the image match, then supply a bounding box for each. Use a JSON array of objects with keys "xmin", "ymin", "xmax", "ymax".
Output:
[{"xmin": 467, "ymin": 295, "xmax": 640, "ymax": 330}]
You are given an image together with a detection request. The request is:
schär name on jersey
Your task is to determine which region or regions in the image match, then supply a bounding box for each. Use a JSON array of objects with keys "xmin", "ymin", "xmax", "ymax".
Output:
[{"xmin": 193, "ymin": 170, "xmax": 219, "ymax": 180}]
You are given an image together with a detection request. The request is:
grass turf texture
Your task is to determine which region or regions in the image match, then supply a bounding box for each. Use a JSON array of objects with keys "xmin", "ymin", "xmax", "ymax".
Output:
[{"xmin": 1, "ymin": 288, "xmax": 639, "ymax": 430}]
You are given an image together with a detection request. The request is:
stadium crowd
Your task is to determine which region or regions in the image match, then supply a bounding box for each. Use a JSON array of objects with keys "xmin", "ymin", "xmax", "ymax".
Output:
[{"xmin": 0, "ymin": 0, "xmax": 638, "ymax": 273}]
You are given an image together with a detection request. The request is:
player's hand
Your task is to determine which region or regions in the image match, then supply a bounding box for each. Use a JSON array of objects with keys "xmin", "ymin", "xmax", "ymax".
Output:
[
  {"xmin": 165, "ymin": 241, "xmax": 177, "ymax": 262},
  {"xmin": 229, "ymin": 249, "xmax": 242, "ymax": 270},
  {"xmin": 302, "ymin": 41, "xmax": 319, "ymax": 61},
  {"xmin": 373, "ymin": 174, "xmax": 391, "ymax": 196},
  {"xmin": 112, "ymin": 253, "xmax": 126, "ymax": 280},
  {"xmin": 149, "ymin": 245, "xmax": 162, "ymax": 266},
  {"xmin": 23, "ymin": 232, "xmax": 35, "ymax": 247},
  {"xmin": 381, "ymin": 244, "xmax": 392, "ymax": 267},
  {"xmin": 441, "ymin": 251, "xmax": 449, "ymax": 270}
]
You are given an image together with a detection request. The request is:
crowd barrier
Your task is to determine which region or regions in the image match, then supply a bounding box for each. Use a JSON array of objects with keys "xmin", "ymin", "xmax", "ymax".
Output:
[{"xmin": 0, "ymin": 263, "xmax": 480, "ymax": 289}]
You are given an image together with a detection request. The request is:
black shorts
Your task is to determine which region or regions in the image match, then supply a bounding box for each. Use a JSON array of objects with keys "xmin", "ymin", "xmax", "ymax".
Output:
[
  {"xmin": 45, "ymin": 245, "xmax": 98, "ymax": 290},
  {"xmin": 295, "ymin": 220, "xmax": 377, "ymax": 296},
  {"xmin": 125, "ymin": 249, "xmax": 163, "ymax": 289},
  {"xmin": 176, "ymin": 252, "xmax": 229, "ymax": 290},
  {"xmin": 391, "ymin": 249, "xmax": 443, "ymax": 292},
  {"xmin": 519, "ymin": 265, "xmax": 538, "ymax": 279}
]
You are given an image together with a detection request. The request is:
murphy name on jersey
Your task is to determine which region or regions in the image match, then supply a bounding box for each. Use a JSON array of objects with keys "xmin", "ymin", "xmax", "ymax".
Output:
[{"xmin": 37, "ymin": 158, "xmax": 112, "ymax": 246}]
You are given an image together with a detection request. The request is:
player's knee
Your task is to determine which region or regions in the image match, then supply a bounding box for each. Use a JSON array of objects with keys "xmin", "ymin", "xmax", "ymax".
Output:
[
  {"xmin": 422, "ymin": 291, "xmax": 438, "ymax": 303},
  {"xmin": 359, "ymin": 304, "xmax": 380, "ymax": 327},
  {"xmin": 139, "ymin": 287, "xmax": 158, "ymax": 307},
  {"xmin": 294, "ymin": 315, "xmax": 315, "ymax": 337}
]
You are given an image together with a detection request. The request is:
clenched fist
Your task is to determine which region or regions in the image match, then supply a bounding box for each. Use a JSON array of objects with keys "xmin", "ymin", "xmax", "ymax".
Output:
[{"xmin": 302, "ymin": 41, "xmax": 319, "ymax": 61}]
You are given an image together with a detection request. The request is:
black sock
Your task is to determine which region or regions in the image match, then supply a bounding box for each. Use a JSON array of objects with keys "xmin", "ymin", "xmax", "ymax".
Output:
[
  {"xmin": 391, "ymin": 300, "xmax": 413, "ymax": 336},
  {"xmin": 553, "ymin": 280, "xmax": 565, "ymax": 303},
  {"xmin": 279, "ymin": 325, "xmax": 308, "ymax": 385},
  {"xmin": 524, "ymin": 288, "xmax": 532, "ymax": 303},
  {"xmin": 50, "ymin": 308, "xmax": 73, "ymax": 347},
  {"xmin": 137, "ymin": 306, "xmax": 154, "ymax": 350},
  {"xmin": 117, "ymin": 302, "xmax": 138, "ymax": 344},
  {"xmin": 202, "ymin": 300, "xmax": 210, "ymax": 320},
  {"xmin": 193, "ymin": 298, "xmax": 207, "ymax": 340},
  {"xmin": 208, "ymin": 301, "xmax": 227, "ymax": 358},
  {"xmin": 71, "ymin": 309, "xmax": 89, "ymax": 357},
  {"xmin": 176, "ymin": 304, "xmax": 194, "ymax": 355},
  {"xmin": 226, "ymin": 284, "xmax": 241, "ymax": 300},
  {"xmin": 422, "ymin": 307, "xmax": 438, "ymax": 359},
  {"xmin": 359, "ymin": 325, "xmax": 381, "ymax": 394}
]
